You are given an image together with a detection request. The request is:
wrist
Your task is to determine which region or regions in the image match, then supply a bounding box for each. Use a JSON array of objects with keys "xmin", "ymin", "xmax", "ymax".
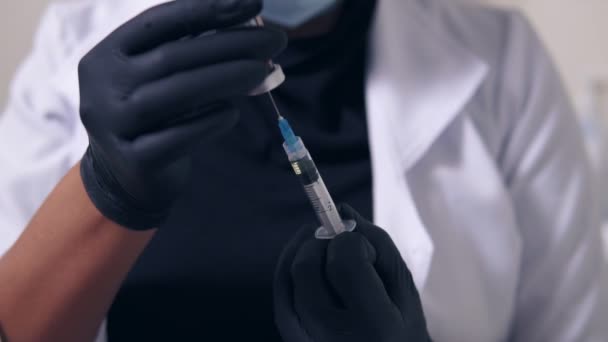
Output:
[{"xmin": 80, "ymin": 146, "xmax": 171, "ymax": 230}]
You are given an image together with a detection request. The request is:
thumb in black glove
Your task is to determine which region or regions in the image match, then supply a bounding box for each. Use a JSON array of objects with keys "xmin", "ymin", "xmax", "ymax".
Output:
[{"xmin": 274, "ymin": 204, "xmax": 432, "ymax": 342}]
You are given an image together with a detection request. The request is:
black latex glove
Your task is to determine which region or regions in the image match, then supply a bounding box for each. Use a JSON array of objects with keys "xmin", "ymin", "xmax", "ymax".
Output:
[
  {"xmin": 79, "ymin": 0, "xmax": 286, "ymax": 230},
  {"xmin": 274, "ymin": 205, "xmax": 432, "ymax": 342}
]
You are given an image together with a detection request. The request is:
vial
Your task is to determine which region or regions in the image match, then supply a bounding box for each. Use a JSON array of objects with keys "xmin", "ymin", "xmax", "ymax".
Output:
[{"xmin": 241, "ymin": 17, "xmax": 286, "ymax": 95}]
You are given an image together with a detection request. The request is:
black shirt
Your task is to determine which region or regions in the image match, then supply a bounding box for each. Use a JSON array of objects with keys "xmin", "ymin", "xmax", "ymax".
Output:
[{"xmin": 108, "ymin": 1, "xmax": 376, "ymax": 340}]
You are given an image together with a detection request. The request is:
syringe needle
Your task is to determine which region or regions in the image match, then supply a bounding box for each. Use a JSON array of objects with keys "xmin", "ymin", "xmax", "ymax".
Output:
[{"xmin": 267, "ymin": 92, "xmax": 282, "ymax": 119}]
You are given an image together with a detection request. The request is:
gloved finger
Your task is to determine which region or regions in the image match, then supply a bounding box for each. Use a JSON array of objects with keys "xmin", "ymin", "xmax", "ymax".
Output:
[
  {"xmin": 274, "ymin": 224, "xmax": 318, "ymax": 342},
  {"xmin": 132, "ymin": 28, "xmax": 287, "ymax": 83},
  {"xmin": 291, "ymin": 238, "xmax": 338, "ymax": 317},
  {"xmin": 339, "ymin": 204, "xmax": 417, "ymax": 315},
  {"xmin": 125, "ymin": 60, "xmax": 267, "ymax": 134},
  {"xmin": 292, "ymin": 238, "xmax": 351, "ymax": 340},
  {"xmin": 326, "ymin": 232, "xmax": 397, "ymax": 318},
  {"xmin": 128, "ymin": 102, "xmax": 238, "ymax": 166},
  {"xmin": 112, "ymin": 0, "xmax": 262, "ymax": 54}
]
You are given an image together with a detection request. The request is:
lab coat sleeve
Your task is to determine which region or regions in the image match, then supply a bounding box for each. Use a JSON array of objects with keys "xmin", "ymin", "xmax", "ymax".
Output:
[
  {"xmin": 0, "ymin": 3, "xmax": 84, "ymax": 257},
  {"xmin": 498, "ymin": 12, "xmax": 608, "ymax": 342}
]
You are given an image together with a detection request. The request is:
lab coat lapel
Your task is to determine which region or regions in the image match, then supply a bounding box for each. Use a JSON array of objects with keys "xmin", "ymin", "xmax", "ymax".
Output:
[{"xmin": 366, "ymin": 0, "xmax": 488, "ymax": 288}]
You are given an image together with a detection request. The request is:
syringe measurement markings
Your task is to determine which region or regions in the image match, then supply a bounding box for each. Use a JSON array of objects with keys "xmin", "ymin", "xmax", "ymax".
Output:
[{"xmin": 304, "ymin": 185, "xmax": 331, "ymax": 213}]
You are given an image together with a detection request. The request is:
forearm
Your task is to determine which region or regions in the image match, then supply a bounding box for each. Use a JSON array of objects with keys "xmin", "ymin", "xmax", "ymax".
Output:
[{"xmin": 0, "ymin": 163, "xmax": 155, "ymax": 342}]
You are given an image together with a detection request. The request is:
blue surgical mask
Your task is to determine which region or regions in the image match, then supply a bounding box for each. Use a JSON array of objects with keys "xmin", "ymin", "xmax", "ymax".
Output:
[{"xmin": 262, "ymin": 0, "xmax": 340, "ymax": 28}]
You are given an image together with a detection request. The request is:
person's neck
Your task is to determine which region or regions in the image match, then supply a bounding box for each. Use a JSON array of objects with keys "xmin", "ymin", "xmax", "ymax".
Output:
[{"xmin": 267, "ymin": 5, "xmax": 344, "ymax": 39}]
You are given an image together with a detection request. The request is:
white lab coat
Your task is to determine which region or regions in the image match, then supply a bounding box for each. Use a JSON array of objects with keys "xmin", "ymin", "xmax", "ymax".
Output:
[{"xmin": 0, "ymin": 0, "xmax": 606, "ymax": 341}]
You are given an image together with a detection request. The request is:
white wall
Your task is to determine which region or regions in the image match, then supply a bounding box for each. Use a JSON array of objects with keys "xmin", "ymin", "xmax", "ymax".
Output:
[{"xmin": 0, "ymin": 0, "xmax": 50, "ymax": 108}]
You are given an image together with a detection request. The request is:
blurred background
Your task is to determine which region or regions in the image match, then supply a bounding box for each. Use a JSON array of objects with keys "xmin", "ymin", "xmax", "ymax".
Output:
[
  {"xmin": 1, "ymin": 0, "xmax": 607, "ymax": 246},
  {"xmin": 0, "ymin": 0, "xmax": 49, "ymax": 106}
]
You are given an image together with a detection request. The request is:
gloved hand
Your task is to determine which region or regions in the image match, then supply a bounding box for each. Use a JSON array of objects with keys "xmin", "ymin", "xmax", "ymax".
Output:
[
  {"xmin": 79, "ymin": 0, "xmax": 286, "ymax": 230},
  {"xmin": 274, "ymin": 205, "xmax": 432, "ymax": 342}
]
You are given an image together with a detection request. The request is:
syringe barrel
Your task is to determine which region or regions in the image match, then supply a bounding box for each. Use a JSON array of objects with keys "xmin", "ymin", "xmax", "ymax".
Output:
[{"xmin": 283, "ymin": 139, "xmax": 347, "ymax": 236}]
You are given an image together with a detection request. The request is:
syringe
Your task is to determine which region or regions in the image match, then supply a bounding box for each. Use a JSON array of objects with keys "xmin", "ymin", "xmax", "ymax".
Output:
[
  {"xmin": 269, "ymin": 94, "xmax": 356, "ymax": 239},
  {"xmin": 242, "ymin": 17, "xmax": 355, "ymax": 238}
]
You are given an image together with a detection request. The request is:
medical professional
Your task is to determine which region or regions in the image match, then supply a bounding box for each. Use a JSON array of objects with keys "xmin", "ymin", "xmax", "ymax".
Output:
[{"xmin": 0, "ymin": 0, "xmax": 607, "ymax": 340}]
